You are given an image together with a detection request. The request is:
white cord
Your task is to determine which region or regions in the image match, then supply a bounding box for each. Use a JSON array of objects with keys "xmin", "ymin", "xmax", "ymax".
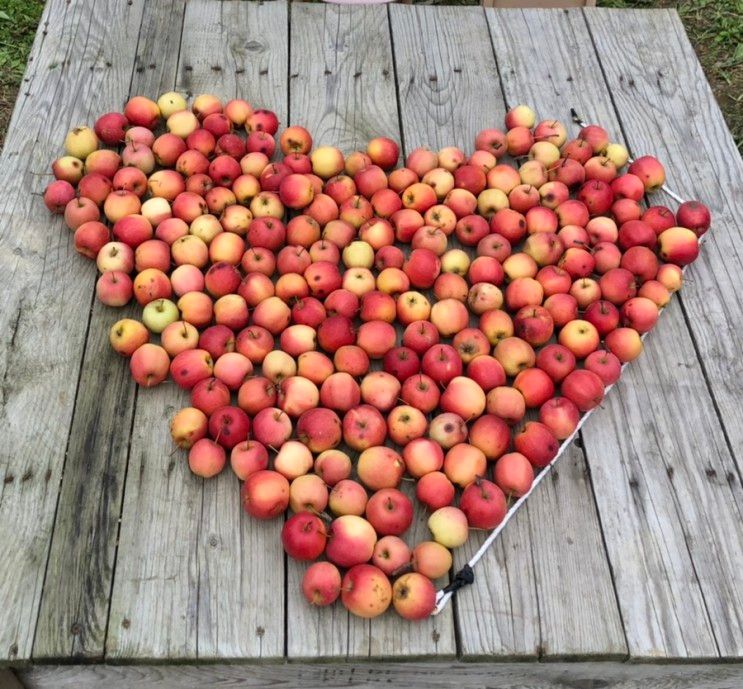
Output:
[{"xmin": 433, "ymin": 109, "xmax": 703, "ymax": 615}]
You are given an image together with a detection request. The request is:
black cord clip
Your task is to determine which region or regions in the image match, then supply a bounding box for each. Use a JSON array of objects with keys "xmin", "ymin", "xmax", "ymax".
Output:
[{"xmin": 442, "ymin": 564, "xmax": 475, "ymax": 595}]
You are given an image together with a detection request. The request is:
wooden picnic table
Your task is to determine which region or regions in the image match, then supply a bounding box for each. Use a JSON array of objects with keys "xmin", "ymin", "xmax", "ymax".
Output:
[{"xmin": 1, "ymin": 1, "xmax": 743, "ymax": 687}]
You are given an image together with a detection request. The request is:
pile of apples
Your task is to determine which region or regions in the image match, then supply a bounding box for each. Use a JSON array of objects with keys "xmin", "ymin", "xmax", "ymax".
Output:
[{"xmin": 43, "ymin": 91, "xmax": 711, "ymax": 621}]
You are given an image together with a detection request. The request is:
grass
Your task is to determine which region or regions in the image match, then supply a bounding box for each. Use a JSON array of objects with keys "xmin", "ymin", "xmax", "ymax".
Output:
[
  {"xmin": 0, "ymin": 0, "xmax": 45, "ymax": 149},
  {"xmin": 0, "ymin": 0, "xmax": 740, "ymax": 153}
]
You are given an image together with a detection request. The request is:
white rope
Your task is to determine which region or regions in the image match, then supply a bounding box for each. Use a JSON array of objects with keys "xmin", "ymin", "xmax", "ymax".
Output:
[{"xmin": 433, "ymin": 109, "xmax": 704, "ymax": 615}]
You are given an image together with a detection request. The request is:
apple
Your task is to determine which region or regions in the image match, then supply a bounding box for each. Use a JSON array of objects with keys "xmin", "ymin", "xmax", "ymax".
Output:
[
  {"xmin": 452, "ymin": 328, "xmax": 490, "ymax": 364},
  {"xmin": 65, "ymin": 196, "xmax": 101, "ymax": 229},
  {"xmin": 416, "ymin": 472, "xmax": 456, "ymax": 511},
  {"xmin": 319, "ymin": 372, "xmax": 361, "ymax": 413},
  {"xmin": 412, "ymin": 541, "xmax": 453, "ymax": 579},
  {"xmin": 383, "ymin": 346, "xmax": 420, "ymax": 381},
  {"xmin": 440, "ymin": 376, "xmax": 486, "ymax": 421},
  {"xmin": 356, "ymin": 320, "xmax": 396, "ymax": 359},
  {"xmin": 314, "ymin": 449, "xmax": 352, "ymax": 487},
  {"xmin": 252, "ymin": 407, "xmax": 293, "ymax": 448},
  {"xmin": 281, "ymin": 513, "xmax": 327, "ymax": 561},
  {"xmin": 558, "ymin": 319, "xmax": 600, "ymax": 359},
  {"xmin": 357, "ymin": 446, "xmax": 405, "ymax": 490},
  {"xmin": 621, "ymin": 296, "xmax": 659, "ymax": 333},
  {"xmin": 360, "ymin": 371, "xmax": 401, "ymax": 412},
  {"xmin": 561, "ymin": 369, "xmax": 605, "ymax": 411},
  {"xmin": 459, "ymin": 478, "xmax": 507, "ymax": 529},
  {"xmin": 486, "ymin": 386, "xmax": 526, "ymax": 425},
  {"xmin": 273, "ymin": 440, "xmax": 313, "ymax": 480},
  {"xmin": 387, "ymin": 405, "xmax": 428, "ymax": 445},
  {"xmin": 63, "ymin": 125, "xmax": 98, "ymax": 159},
  {"xmin": 400, "ymin": 373, "xmax": 440, "ymax": 414},
  {"xmin": 676, "ymin": 200, "xmax": 711, "ymax": 236},
  {"xmin": 188, "ymin": 438, "xmax": 226, "ymax": 478},
  {"xmin": 513, "ymin": 367, "xmax": 555, "ymax": 408},
  {"xmin": 230, "ymin": 440, "xmax": 269, "ymax": 481},
  {"xmin": 493, "ymin": 452, "xmax": 534, "ymax": 497},
  {"xmin": 51, "ymin": 155, "xmax": 84, "ymax": 186},
  {"xmin": 628, "ymin": 155, "xmax": 665, "ymax": 191},
  {"xmin": 513, "ymin": 305, "xmax": 554, "ymax": 346},
  {"xmin": 620, "ymin": 245, "xmax": 659, "ymax": 283},
  {"xmin": 326, "ymin": 515, "xmax": 377, "ymax": 568},
  {"xmin": 366, "ymin": 488, "xmax": 414, "ymax": 536},
  {"xmin": 533, "ymin": 344, "xmax": 574, "ymax": 384},
  {"xmin": 94, "ymin": 111, "xmax": 128, "ymax": 145},
  {"xmin": 241, "ymin": 470, "xmax": 290, "ymax": 520},
  {"xmin": 514, "ymin": 421, "xmax": 558, "ymax": 468},
  {"xmin": 505, "ymin": 104, "xmax": 536, "ymax": 128},
  {"xmin": 193, "ymin": 377, "xmax": 232, "ymax": 416},
  {"xmin": 658, "ymin": 227, "xmax": 699, "ymax": 265},
  {"xmin": 160, "ymin": 320, "xmax": 199, "ymax": 357},
  {"xmin": 334, "ymin": 345, "xmax": 370, "ymax": 378},
  {"xmin": 207, "ymin": 406, "xmax": 250, "ymax": 450},
  {"xmin": 599, "ymin": 267, "xmax": 637, "ymax": 305},
  {"xmin": 539, "ymin": 397, "xmax": 580, "ymax": 439},
  {"xmin": 329, "ymin": 479, "xmax": 368, "ymax": 517},
  {"xmin": 392, "ymin": 573, "xmax": 436, "ymax": 621},
  {"xmin": 109, "ymin": 318, "xmax": 149, "ymax": 357},
  {"xmin": 95, "ymin": 271, "xmax": 133, "ymax": 307},
  {"xmin": 543, "ymin": 293, "xmax": 579, "ymax": 328},
  {"xmin": 129, "ymin": 343, "xmax": 170, "ymax": 387},
  {"xmin": 494, "ymin": 336, "xmax": 536, "ymax": 377},
  {"xmin": 343, "ymin": 404, "xmax": 387, "ymax": 451},
  {"xmin": 402, "ymin": 438, "xmax": 445, "ymax": 477},
  {"xmin": 170, "ymin": 407, "xmax": 208, "ymax": 449},
  {"xmin": 373, "ymin": 536, "xmax": 411, "ymax": 576},
  {"xmin": 467, "ymin": 354, "xmax": 506, "ymax": 393},
  {"xmin": 506, "ymin": 126, "xmax": 534, "ymax": 156},
  {"xmin": 430, "ymin": 298, "xmax": 469, "ymax": 337},
  {"xmin": 605, "ymin": 326, "xmax": 643, "ymax": 362},
  {"xmin": 428, "ymin": 506, "xmax": 469, "ymax": 548},
  {"xmin": 296, "ymin": 407, "xmax": 342, "ymax": 452},
  {"xmin": 443, "ymin": 443, "xmax": 487, "ymax": 488},
  {"xmin": 341, "ymin": 564, "xmax": 392, "ymax": 619},
  {"xmin": 303, "ymin": 562, "xmax": 342, "ymax": 607}
]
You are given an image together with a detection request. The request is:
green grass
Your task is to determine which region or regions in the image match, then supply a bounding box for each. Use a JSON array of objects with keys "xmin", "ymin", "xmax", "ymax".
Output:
[
  {"xmin": 598, "ymin": 0, "xmax": 743, "ymax": 153},
  {"xmin": 0, "ymin": 0, "xmax": 45, "ymax": 149},
  {"xmin": 0, "ymin": 0, "xmax": 740, "ymax": 154}
]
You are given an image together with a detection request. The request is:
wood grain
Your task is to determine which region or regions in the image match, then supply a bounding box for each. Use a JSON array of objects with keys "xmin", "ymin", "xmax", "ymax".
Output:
[
  {"xmin": 106, "ymin": 0, "xmax": 288, "ymax": 661},
  {"xmin": 17, "ymin": 662, "xmax": 743, "ymax": 689},
  {"xmin": 285, "ymin": 3, "xmax": 456, "ymax": 658},
  {"xmin": 32, "ymin": 0, "xmax": 188, "ymax": 662},
  {"xmin": 389, "ymin": 3, "xmax": 545, "ymax": 659},
  {"xmin": 0, "ymin": 0, "xmax": 146, "ymax": 663},
  {"xmin": 484, "ymin": 6, "xmax": 628, "ymax": 659},
  {"xmin": 185, "ymin": 0, "xmax": 288, "ymax": 661},
  {"xmin": 584, "ymin": 7, "xmax": 743, "ymax": 658}
]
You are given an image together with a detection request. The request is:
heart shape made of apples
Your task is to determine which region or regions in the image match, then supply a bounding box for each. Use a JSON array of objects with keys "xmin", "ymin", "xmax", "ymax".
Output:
[{"xmin": 43, "ymin": 91, "xmax": 710, "ymax": 622}]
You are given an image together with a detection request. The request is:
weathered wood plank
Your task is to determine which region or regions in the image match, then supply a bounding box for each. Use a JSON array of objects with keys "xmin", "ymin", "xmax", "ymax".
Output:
[
  {"xmin": 583, "ymin": 8, "xmax": 743, "ymax": 477},
  {"xmin": 182, "ymin": 0, "xmax": 288, "ymax": 661},
  {"xmin": 32, "ymin": 0, "xmax": 188, "ymax": 662},
  {"xmin": 0, "ymin": 0, "xmax": 146, "ymax": 663},
  {"xmin": 455, "ymin": 507, "xmax": 539, "ymax": 658},
  {"xmin": 285, "ymin": 2, "xmax": 455, "ymax": 658},
  {"xmin": 106, "ymin": 0, "xmax": 288, "ymax": 661},
  {"xmin": 389, "ymin": 4, "xmax": 543, "ymax": 659},
  {"xmin": 583, "ymin": 7, "xmax": 743, "ymax": 658},
  {"xmin": 16, "ymin": 662, "xmax": 743, "ymax": 689},
  {"xmin": 484, "ymin": 7, "xmax": 628, "ymax": 659}
]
